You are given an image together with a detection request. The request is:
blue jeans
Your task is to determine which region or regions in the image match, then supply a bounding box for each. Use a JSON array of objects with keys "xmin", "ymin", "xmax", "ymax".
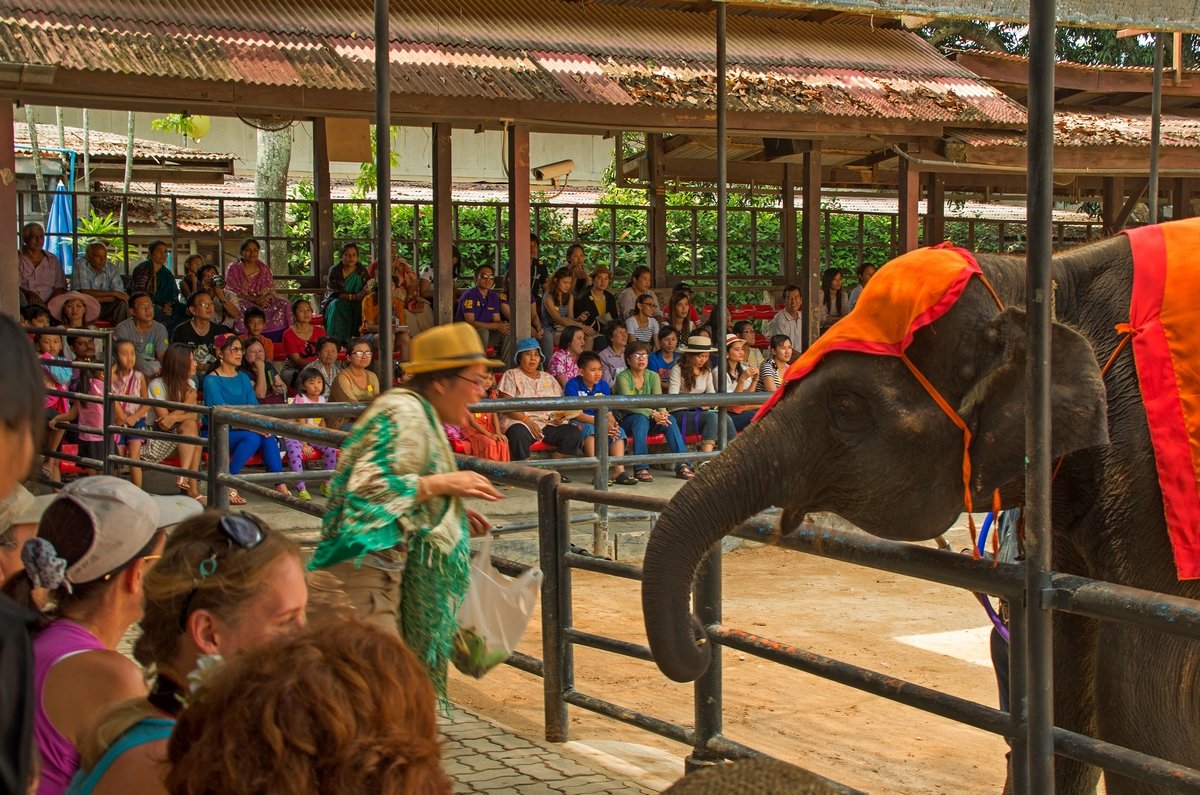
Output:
[
  {"xmin": 228, "ymin": 429, "xmax": 284, "ymax": 475},
  {"xmin": 671, "ymin": 409, "xmax": 735, "ymax": 447},
  {"xmin": 620, "ymin": 413, "xmax": 688, "ymax": 472}
]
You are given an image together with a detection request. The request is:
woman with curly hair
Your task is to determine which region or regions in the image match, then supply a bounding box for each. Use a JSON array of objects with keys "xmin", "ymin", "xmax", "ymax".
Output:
[
  {"xmin": 166, "ymin": 622, "xmax": 449, "ymax": 795},
  {"xmin": 67, "ymin": 511, "xmax": 305, "ymax": 794}
]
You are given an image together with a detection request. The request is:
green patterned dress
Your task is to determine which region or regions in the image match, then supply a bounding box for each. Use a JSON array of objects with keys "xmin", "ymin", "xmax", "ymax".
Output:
[{"xmin": 309, "ymin": 388, "xmax": 471, "ymax": 702}]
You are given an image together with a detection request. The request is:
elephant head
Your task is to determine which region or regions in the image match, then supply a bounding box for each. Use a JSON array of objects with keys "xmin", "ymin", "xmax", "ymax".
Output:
[{"xmin": 641, "ymin": 272, "xmax": 1110, "ymax": 683}]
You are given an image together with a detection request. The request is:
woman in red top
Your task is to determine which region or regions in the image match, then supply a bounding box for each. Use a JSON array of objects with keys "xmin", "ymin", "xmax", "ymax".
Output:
[{"xmin": 280, "ymin": 298, "xmax": 325, "ymax": 390}]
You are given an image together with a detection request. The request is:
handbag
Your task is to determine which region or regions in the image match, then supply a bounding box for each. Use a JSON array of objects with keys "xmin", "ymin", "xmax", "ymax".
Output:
[
  {"xmin": 140, "ymin": 423, "xmax": 181, "ymax": 464},
  {"xmin": 451, "ymin": 536, "xmax": 542, "ymax": 678}
]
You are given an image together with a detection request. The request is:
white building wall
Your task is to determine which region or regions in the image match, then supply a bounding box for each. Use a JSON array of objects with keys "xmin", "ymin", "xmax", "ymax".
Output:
[{"xmin": 29, "ymin": 108, "xmax": 614, "ymax": 185}]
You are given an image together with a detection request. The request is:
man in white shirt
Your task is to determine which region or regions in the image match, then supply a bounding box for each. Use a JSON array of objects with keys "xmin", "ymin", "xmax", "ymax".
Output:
[{"xmin": 767, "ymin": 285, "xmax": 805, "ymax": 352}]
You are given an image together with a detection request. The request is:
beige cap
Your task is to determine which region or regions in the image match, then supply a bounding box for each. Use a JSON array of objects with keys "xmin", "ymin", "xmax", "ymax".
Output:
[
  {"xmin": 0, "ymin": 487, "xmax": 53, "ymax": 534},
  {"xmin": 49, "ymin": 477, "xmax": 202, "ymax": 584}
]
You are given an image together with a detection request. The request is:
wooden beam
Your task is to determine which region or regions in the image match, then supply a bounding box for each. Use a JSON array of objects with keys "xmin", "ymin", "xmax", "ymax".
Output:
[
  {"xmin": 311, "ymin": 117, "xmax": 333, "ymax": 289},
  {"xmin": 1113, "ymin": 178, "xmax": 1148, "ymax": 231},
  {"xmin": 800, "ymin": 144, "xmax": 822, "ymax": 351},
  {"xmin": 955, "ymin": 50, "xmax": 1200, "ymax": 98},
  {"xmin": 942, "ymin": 145, "xmax": 1200, "ymax": 173},
  {"xmin": 782, "ymin": 162, "xmax": 798, "ymax": 288},
  {"xmin": 432, "ymin": 121, "xmax": 455, "ymax": 325},
  {"xmin": 897, "ymin": 144, "xmax": 920, "ymax": 253},
  {"xmin": 924, "ymin": 172, "xmax": 946, "ymax": 244},
  {"xmin": 1102, "ymin": 176, "xmax": 1124, "ymax": 234},
  {"xmin": 647, "ymin": 133, "xmax": 668, "ymax": 286},
  {"xmin": 0, "ymin": 98, "xmax": 16, "ymax": 316},
  {"xmin": 1172, "ymin": 177, "xmax": 1191, "ymax": 219},
  {"xmin": 507, "ymin": 124, "xmax": 532, "ymax": 341}
]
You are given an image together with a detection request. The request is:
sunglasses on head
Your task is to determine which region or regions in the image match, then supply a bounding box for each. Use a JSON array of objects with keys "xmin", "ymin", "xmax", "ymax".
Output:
[{"xmin": 177, "ymin": 513, "xmax": 266, "ymax": 631}]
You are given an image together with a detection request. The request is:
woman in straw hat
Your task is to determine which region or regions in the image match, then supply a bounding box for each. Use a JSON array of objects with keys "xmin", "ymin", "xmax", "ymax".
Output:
[{"xmin": 308, "ymin": 323, "xmax": 504, "ymax": 702}]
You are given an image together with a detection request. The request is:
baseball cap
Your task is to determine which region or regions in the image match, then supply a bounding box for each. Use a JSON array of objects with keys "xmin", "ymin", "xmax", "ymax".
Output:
[
  {"xmin": 48, "ymin": 477, "xmax": 202, "ymax": 585},
  {"xmin": 0, "ymin": 487, "xmax": 53, "ymax": 535}
]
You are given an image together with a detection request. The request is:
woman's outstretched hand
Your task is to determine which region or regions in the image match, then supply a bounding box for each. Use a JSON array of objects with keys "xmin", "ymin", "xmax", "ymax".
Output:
[{"xmin": 422, "ymin": 471, "xmax": 503, "ymax": 502}]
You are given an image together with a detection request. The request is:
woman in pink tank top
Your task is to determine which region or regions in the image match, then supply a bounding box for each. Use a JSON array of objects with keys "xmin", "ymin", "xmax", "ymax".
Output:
[{"xmin": 1, "ymin": 477, "xmax": 198, "ymax": 795}]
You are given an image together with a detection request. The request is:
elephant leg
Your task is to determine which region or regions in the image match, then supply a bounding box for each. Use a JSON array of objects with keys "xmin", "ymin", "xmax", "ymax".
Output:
[
  {"xmin": 1095, "ymin": 624, "xmax": 1199, "ymax": 795},
  {"xmin": 1049, "ymin": 610, "xmax": 1102, "ymax": 795}
]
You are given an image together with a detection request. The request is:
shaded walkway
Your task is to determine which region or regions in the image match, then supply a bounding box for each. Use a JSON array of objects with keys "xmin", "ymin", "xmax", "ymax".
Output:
[{"xmin": 442, "ymin": 705, "xmax": 656, "ymax": 794}]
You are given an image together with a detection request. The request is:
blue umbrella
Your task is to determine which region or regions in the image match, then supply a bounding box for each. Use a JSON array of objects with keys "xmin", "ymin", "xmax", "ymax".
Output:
[{"xmin": 44, "ymin": 181, "xmax": 76, "ymax": 276}]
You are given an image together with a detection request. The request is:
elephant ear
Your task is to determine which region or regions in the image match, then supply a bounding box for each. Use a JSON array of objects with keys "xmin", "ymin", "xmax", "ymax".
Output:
[{"xmin": 958, "ymin": 306, "xmax": 1109, "ymax": 497}]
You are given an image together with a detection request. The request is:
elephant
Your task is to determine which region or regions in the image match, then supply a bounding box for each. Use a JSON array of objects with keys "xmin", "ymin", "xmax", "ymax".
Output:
[{"xmin": 640, "ymin": 231, "xmax": 1200, "ymax": 795}]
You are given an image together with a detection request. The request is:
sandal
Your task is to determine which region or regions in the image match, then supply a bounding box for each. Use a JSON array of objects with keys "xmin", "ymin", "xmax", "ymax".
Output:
[
  {"xmin": 634, "ymin": 469, "xmax": 654, "ymax": 482},
  {"xmin": 228, "ymin": 489, "xmax": 248, "ymax": 506},
  {"xmin": 676, "ymin": 464, "xmax": 695, "ymax": 480},
  {"xmin": 613, "ymin": 472, "xmax": 638, "ymax": 486}
]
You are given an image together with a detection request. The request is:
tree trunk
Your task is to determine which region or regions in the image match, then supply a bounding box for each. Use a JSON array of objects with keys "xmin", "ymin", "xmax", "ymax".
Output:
[
  {"xmin": 81, "ymin": 108, "xmax": 90, "ymax": 217},
  {"xmin": 25, "ymin": 105, "xmax": 45, "ymax": 212},
  {"xmin": 254, "ymin": 125, "xmax": 293, "ymax": 275},
  {"xmin": 120, "ymin": 111, "xmax": 134, "ymax": 234}
]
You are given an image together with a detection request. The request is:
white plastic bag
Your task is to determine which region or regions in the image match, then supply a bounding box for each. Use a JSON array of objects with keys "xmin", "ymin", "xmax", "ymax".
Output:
[{"xmin": 452, "ymin": 536, "xmax": 543, "ymax": 678}]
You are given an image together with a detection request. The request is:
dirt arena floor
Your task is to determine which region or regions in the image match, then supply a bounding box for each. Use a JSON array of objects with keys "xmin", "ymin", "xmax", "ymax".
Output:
[{"xmin": 449, "ymin": 528, "xmax": 1012, "ymax": 794}]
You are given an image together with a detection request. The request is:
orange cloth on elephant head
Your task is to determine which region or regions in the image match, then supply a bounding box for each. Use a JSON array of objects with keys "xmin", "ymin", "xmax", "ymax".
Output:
[
  {"xmin": 754, "ymin": 243, "xmax": 987, "ymax": 421},
  {"xmin": 1123, "ymin": 218, "xmax": 1200, "ymax": 580}
]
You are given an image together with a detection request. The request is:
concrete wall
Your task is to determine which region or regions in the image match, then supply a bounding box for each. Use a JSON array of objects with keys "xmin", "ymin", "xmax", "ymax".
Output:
[{"xmin": 30, "ymin": 108, "xmax": 615, "ymax": 185}]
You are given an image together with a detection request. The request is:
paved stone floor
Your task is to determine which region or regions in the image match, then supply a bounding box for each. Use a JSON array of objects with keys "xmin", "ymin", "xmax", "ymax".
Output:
[{"xmin": 441, "ymin": 706, "xmax": 655, "ymax": 794}]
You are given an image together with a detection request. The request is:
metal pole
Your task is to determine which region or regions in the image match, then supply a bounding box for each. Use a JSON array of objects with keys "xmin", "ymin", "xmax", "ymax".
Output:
[
  {"xmin": 593, "ymin": 404, "xmax": 610, "ymax": 557},
  {"xmin": 375, "ymin": 0, "xmax": 394, "ymax": 385},
  {"xmin": 100, "ymin": 331, "xmax": 113, "ymax": 475},
  {"xmin": 538, "ymin": 474, "xmax": 568, "ymax": 740},
  {"xmin": 210, "ymin": 418, "xmax": 230, "ymax": 510},
  {"xmin": 1149, "ymin": 33, "xmax": 1165, "ymax": 223},
  {"xmin": 1024, "ymin": 2, "xmax": 1056, "ymax": 791},
  {"xmin": 714, "ymin": 3, "xmax": 729, "ymax": 451},
  {"xmin": 688, "ymin": 543, "xmax": 723, "ymax": 770}
]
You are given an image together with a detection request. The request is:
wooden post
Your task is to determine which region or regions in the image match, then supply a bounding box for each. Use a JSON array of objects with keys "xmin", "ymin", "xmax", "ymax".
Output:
[
  {"xmin": 507, "ymin": 124, "xmax": 531, "ymax": 339},
  {"xmin": 925, "ymin": 172, "xmax": 945, "ymax": 245},
  {"xmin": 311, "ymin": 118, "xmax": 334, "ymax": 288},
  {"xmin": 432, "ymin": 122, "xmax": 455, "ymax": 324},
  {"xmin": 647, "ymin": 133, "xmax": 667, "ymax": 286},
  {"xmin": 1102, "ymin": 176, "xmax": 1124, "ymax": 234},
  {"xmin": 800, "ymin": 143, "xmax": 822, "ymax": 350},
  {"xmin": 782, "ymin": 163, "xmax": 798, "ymax": 290},
  {"xmin": 0, "ymin": 99, "xmax": 18, "ymax": 317},
  {"xmin": 1172, "ymin": 178, "xmax": 1190, "ymax": 220},
  {"xmin": 897, "ymin": 144, "xmax": 920, "ymax": 253}
]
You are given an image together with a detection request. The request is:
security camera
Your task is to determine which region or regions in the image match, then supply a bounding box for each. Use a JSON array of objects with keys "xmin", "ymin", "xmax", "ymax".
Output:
[{"xmin": 531, "ymin": 159, "xmax": 575, "ymax": 182}]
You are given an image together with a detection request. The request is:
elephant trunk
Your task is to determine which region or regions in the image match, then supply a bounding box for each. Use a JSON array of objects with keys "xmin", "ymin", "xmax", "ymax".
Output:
[{"xmin": 641, "ymin": 420, "xmax": 784, "ymax": 682}]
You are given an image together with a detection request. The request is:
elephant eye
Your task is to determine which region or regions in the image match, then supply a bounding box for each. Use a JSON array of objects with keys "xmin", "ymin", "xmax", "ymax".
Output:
[{"xmin": 829, "ymin": 391, "xmax": 872, "ymax": 433}]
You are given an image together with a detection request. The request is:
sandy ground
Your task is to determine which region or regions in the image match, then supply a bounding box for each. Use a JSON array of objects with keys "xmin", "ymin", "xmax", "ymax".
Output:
[{"xmin": 449, "ymin": 526, "xmax": 1011, "ymax": 794}]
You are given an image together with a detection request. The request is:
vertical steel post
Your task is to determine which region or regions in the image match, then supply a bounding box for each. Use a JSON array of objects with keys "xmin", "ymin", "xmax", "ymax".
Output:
[
  {"xmin": 593, "ymin": 404, "xmax": 610, "ymax": 557},
  {"xmin": 100, "ymin": 332, "xmax": 113, "ymax": 475},
  {"xmin": 1024, "ymin": 2, "xmax": 1056, "ymax": 792},
  {"xmin": 688, "ymin": 545, "xmax": 723, "ymax": 770},
  {"xmin": 714, "ymin": 4, "xmax": 729, "ymax": 451},
  {"xmin": 539, "ymin": 475, "xmax": 569, "ymax": 741},
  {"xmin": 1149, "ymin": 33, "xmax": 1165, "ymax": 224},
  {"xmin": 210, "ymin": 417, "xmax": 230, "ymax": 510},
  {"xmin": 375, "ymin": 0, "xmax": 393, "ymax": 385}
]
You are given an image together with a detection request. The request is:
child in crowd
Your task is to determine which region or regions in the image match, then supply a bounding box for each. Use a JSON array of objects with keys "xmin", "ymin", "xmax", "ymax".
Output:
[
  {"xmin": 21, "ymin": 303, "xmax": 51, "ymax": 329},
  {"xmin": 241, "ymin": 306, "xmax": 275, "ymax": 361},
  {"xmin": 457, "ymin": 382, "xmax": 510, "ymax": 462},
  {"xmin": 111, "ymin": 338, "xmax": 151, "ymax": 487},
  {"xmin": 564, "ymin": 351, "xmax": 635, "ymax": 485},
  {"xmin": 49, "ymin": 335, "xmax": 106, "ymax": 477},
  {"xmin": 286, "ymin": 366, "xmax": 339, "ymax": 500},
  {"xmin": 648, "ymin": 325, "xmax": 680, "ymax": 382},
  {"xmin": 180, "ymin": 253, "xmax": 203, "ymax": 298},
  {"xmin": 38, "ymin": 332, "xmax": 72, "ymax": 482}
]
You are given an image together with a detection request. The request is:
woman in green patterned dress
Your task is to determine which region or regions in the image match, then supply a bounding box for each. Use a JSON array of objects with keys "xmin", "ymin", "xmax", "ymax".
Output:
[{"xmin": 308, "ymin": 323, "xmax": 504, "ymax": 700}]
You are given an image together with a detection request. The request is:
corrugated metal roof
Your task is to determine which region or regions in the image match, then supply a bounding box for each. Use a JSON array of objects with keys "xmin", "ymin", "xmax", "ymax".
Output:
[
  {"xmin": 12, "ymin": 122, "xmax": 236, "ymax": 163},
  {"xmin": 951, "ymin": 111, "xmax": 1200, "ymax": 148},
  {"xmin": 0, "ymin": 0, "xmax": 1024, "ymax": 126}
]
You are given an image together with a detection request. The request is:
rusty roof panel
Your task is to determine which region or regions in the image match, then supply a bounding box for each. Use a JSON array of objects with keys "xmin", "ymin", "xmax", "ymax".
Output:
[
  {"xmin": 951, "ymin": 111, "xmax": 1200, "ymax": 148},
  {"xmin": 13, "ymin": 123, "xmax": 236, "ymax": 163},
  {"xmin": 0, "ymin": 0, "xmax": 1024, "ymax": 126}
]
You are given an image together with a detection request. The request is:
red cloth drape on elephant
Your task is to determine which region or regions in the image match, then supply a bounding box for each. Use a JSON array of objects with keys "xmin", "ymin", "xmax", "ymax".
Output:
[
  {"xmin": 1124, "ymin": 218, "xmax": 1200, "ymax": 580},
  {"xmin": 754, "ymin": 243, "xmax": 983, "ymax": 421}
]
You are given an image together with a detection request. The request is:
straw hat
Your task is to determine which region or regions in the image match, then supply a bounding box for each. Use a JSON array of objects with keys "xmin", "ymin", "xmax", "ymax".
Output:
[
  {"xmin": 47, "ymin": 291, "xmax": 101, "ymax": 325},
  {"xmin": 401, "ymin": 323, "xmax": 505, "ymax": 375},
  {"xmin": 678, "ymin": 335, "xmax": 717, "ymax": 354}
]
